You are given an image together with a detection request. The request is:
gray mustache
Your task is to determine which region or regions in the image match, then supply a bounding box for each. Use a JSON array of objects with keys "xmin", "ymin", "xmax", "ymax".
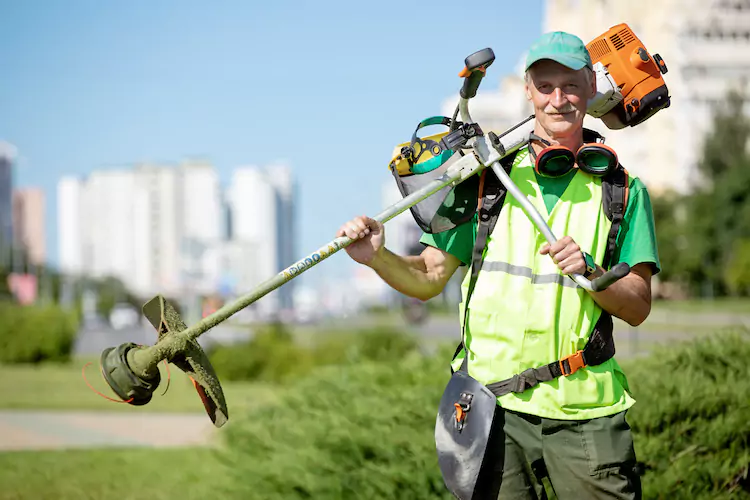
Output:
[{"xmin": 545, "ymin": 106, "xmax": 577, "ymax": 114}]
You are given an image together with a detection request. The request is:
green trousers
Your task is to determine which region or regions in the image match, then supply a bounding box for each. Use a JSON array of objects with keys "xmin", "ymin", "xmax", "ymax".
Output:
[{"xmin": 493, "ymin": 408, "xmax": 641, "ymax": 500}]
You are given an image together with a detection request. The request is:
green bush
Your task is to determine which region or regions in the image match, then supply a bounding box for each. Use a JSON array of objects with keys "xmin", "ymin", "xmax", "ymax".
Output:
[
  {"xmin": 217, "ymin": 347, "xmax": 455, "ymax": 500},
  {"xmin": 209, "ymin": 324, "xmax": 419, "ymax": 383},
  {"xmin": 208, "ymin": 324, "xmax": 314, "ymax": 383},
  {"xmin": 624, "ymin": 329, "xmax": 750, "ymax": 499},
  {"xmin": 312, "ymin": 327, "xmax": 420, "ymax": 365},
  {"xmin": 0, "ymin": 303, "xmax": 79, "ymax": 363},
  {"xmin": 216, "ymin": 332, "xmax": 750, "ymax": 499}
]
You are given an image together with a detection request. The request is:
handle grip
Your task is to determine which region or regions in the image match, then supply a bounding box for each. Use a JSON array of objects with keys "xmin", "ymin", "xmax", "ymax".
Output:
[
  {"xmin": 590, "ymin": 262, "xmax": 631, "ymax": 292},
  {"xmin": 459, "ymin": 48, "xmax": 495, "ymax": 99}
]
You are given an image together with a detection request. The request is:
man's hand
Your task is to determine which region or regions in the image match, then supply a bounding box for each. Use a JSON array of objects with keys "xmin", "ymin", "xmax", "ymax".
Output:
[
  {"xmin": 540, "ymin": 236, "xmax": 589, "ymax": 276},
  {"xmin": 335, "ymin": 216, "xmax": 461, "ymax": 301},
  {"xmin": 336, "ymin": 215, "xmax": 384, "ymax": 266},
  {"xmin": 540, "ymin": 235, "xmax": 653, "ymax": 326}
]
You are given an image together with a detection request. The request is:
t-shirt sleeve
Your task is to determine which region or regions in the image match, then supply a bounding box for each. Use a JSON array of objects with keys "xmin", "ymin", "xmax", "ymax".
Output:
[
  {"xmin": 418, "ymin": 214, "xmax": 476, "ymax": 266},
  {"xmin": 611, "ymin": 177, "xmax": 661, "ymax": 274}
]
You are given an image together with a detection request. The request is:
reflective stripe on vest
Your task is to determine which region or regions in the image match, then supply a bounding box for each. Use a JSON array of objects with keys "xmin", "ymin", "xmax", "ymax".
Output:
[
  {"xmin": 455, "ymin": 148, "xmax": 635, "ymax": 420},
  {"xmin": 480, "ymin": 260, "xmax": 578, "ymax": 288}
]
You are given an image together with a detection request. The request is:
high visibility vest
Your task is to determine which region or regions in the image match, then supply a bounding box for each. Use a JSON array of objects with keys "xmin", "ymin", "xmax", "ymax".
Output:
[{"xmin": 454, "ymin": 148, "xmax": 635, "ymax": 420}]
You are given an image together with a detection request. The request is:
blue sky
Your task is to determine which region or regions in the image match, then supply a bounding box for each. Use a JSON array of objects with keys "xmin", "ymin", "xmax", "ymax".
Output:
[{"xmin": 1, "ymin": 1, "xmax": 543, "ymax": 286}]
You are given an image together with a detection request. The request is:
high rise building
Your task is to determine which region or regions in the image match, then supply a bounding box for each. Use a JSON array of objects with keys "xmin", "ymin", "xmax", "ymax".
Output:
[
  {"xmin": 178, "ymin": 160, "xmax": 223, "ymax": 295},
  {"xmin": 266, "ymin": 163, "xmax": 296, "ymax": 311},
  {"xmin": 57, "ymin": 158, "xmax": 295, "ymax": 314},
  {"xmin": 0, "ymin": 141, "xmax": 16, "ymax": 267},
  {"xmin": 80, "ymin": 169, "xmax": 151, "ymax": 294},
  {"xmin": 58, "ymin": 165, "xmax": 183, "ymax": 298},
  {"xmin": 57, "ymin": 176, "xmax": 84, "ymax": 275},
  {"xmin": 542, "ymin": 0, "xmax": 750, "ymax": 193},
  {"xmin": 226, "ymin": 164, "xmax": 296, "ymax": 318},
  {"xmin": 134, "ymin": 164, "xmax": 181, "ymax": 296},
  {"xmin": 12, "ymin": 188, "xmax": 46, "ymax": 266}
]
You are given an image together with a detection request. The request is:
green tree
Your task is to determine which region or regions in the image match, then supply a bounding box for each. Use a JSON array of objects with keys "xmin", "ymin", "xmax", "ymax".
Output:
[
  {"xmin": 651, "ymin": 189, "xmax": 687, "ymax": 285},
  {"xmin": 694, "ymin": 89, "xmax": 750, "ymax": 296},
  {"xmin": 725, "ymin": 238, "xmax": 750, "ymax": 295},
  {"xmin": 655, "ymin": 88, "xmax": 750, "ymax": 296}
]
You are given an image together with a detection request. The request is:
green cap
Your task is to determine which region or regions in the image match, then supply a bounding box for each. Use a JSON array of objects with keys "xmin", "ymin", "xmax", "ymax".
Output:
[{"xmin": 525, "ymin": 31, "xmax": 592, "ymax": 71}]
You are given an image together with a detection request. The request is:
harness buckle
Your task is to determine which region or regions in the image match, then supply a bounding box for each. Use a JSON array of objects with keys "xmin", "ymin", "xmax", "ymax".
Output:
[{"xmin": 560, "ymin": 350, "xmax": 586, "ymax": 376}]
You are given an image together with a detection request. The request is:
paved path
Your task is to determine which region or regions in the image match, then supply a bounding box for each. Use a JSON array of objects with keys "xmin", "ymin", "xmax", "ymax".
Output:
[{"xmin": 0, "ymin": 410, "xmax": 217, "ymax": 451}]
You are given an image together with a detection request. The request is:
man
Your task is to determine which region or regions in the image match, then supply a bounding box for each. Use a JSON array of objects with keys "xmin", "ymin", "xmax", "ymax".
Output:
[{"xmin": 338, "ymin": 31, "xmax": 659, "ymax": 499}]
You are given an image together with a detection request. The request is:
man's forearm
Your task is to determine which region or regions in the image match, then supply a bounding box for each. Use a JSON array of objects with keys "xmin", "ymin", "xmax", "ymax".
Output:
[
  {"xmin": 368, "ymin": 248, "xmax": 445, "ymax": 301},
  {"xmin": 590, "ymin": 263, "xmax": 652, "ymax": 326}
]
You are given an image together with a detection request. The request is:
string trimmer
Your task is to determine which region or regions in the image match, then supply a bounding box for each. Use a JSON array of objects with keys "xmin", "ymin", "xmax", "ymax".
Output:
[{"xmin": 97, "ymin": 22, "xmax": 670, "ymax": 427}]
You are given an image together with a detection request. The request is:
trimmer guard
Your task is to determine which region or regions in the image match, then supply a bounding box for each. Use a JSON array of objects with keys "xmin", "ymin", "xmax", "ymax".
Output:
[
  {"xmin": 436, "ymin": 370, "xmax": 505, "ymax": 499},
  {"xmin": 142, "ymin": 295, "xmax": 229, "ymax": 427}
]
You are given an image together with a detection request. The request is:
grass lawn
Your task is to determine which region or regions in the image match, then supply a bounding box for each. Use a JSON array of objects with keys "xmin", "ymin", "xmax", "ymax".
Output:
[
  {"xmin": 0, "ymin": 356, "xmax": 277, "ymax": 413},
  {"xmin": 652, "ymin": 297, "xmax": 750, "ymax": 315},
  {"xmin": 0, "ymin": 447, "xmax": 235, "ymax": 500}
]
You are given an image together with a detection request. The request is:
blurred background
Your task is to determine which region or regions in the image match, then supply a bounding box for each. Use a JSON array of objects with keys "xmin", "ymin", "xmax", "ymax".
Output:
[{"xmin": 1, "ymin": 1, "xmax": 750, "ymax": 499}]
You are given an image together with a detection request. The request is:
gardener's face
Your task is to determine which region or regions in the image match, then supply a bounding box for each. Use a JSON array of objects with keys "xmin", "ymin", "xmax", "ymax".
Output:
[{"xmin": 525, "ymin": 60, "xmax": 595, "ymax": 140}]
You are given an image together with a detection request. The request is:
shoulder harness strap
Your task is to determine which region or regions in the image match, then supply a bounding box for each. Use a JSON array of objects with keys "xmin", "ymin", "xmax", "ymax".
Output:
[
  {"xmin": 465, "ymin": 152, "xmax": 517, "ymax": 308},
  {"xmin": 452, "ymin": 151, "xmax": 517, "ymax": 372},
  {"xmin": 601, "ymin": 165, "xmax": 630, "ymax": 270}
]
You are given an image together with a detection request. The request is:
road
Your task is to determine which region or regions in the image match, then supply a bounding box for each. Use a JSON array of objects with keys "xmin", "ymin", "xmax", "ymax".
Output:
[
  {"xmin": 73, "ymin": 322, "xmax": 254, "ymax": 356},
  {"xmin": 0, "ymin": 410, "xmax": 216, "ymax": 451}
]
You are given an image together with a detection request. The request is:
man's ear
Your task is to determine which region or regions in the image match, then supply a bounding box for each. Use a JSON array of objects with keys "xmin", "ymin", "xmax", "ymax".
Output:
[
  {"xmin": 524, "ymin": 70, "xmax": 533, "ymax": 101},
  {"xmin": 588, "ymin": 68, "xmax": 597, "ymax": 99}
]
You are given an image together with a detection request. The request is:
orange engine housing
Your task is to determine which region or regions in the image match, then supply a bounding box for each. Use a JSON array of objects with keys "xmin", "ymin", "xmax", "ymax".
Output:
[{"xmin": 587, "ymin": 23, "xmax": 670, "ymax": 129}]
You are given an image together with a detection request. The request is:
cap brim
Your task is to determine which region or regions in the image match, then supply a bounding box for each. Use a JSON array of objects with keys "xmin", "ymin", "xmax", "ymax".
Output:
[{"xmin": 525, "ymin": 55, "xmax": 589, "ymax": 71}]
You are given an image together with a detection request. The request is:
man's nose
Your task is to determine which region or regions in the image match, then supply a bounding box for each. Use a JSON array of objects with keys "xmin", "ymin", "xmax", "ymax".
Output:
[{"xmin": 549, "ymin": 87, "xmax": 567, "ymax": 108}]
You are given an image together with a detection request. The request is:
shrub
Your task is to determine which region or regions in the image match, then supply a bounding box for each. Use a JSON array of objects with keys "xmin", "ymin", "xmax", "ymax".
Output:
[
  {"xmin": 623, "ymin": 329, "xmax": 750, "ymax": 499},
  {"xmin": 216, "ymin": 330, "xmax": 750, "ymax": 499},
  {"xmin": 311, "ymin": 327, "xmax": 420, "ymax": 365},
  {"xmin": 0, "ymin": 303, "xmax": 79, "ymax": 363},
  {"xmin": 208, "ymin": 323, "xmax": 314, "ymax": 383},
  {"xmin": 209, "ymin": 324, "xmax": 420, "ymax": 383},
  {"xmin": 216, "ymin": 347, "xmax": 455, "ymax": 500}
]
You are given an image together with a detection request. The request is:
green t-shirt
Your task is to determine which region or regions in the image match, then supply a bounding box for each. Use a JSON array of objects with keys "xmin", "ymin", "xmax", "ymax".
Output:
[{"xmin": 420, "ymin": 170, "xmax": 661, "ymax": 274}]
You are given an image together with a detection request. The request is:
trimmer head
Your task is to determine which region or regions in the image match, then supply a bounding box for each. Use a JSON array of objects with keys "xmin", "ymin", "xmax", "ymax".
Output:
[{"xmin": 100, "ymin": 342, "xmax": 161, "ymax": 406}]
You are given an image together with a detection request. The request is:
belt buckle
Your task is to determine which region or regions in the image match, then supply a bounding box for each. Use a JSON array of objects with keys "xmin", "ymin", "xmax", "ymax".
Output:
[{"xmin": 560, "ymin": 350, "xmax": 586, "ymax": 376}]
